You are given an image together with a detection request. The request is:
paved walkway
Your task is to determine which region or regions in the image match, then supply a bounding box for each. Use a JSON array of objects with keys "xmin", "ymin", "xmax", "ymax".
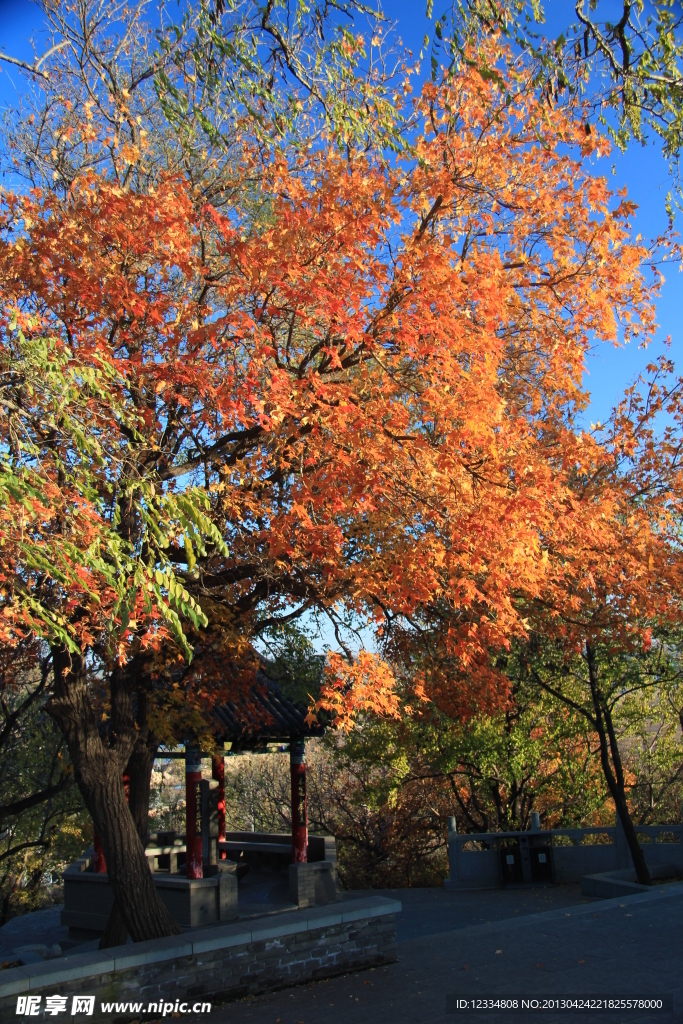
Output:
[
  {"xmin": 207, "ymin": 884, "xmax": 683, "ymax": 1024},
  {"xmin": 0, "ymin": 907, "xmax": 66, "ymax": 963},
  {"xmin": 345, "ymin": 883, "xmax": 591, "ymax": 942},
  {"xmin": 3, "ymin": 882, "xmax": 682, "ymax": 1021}
]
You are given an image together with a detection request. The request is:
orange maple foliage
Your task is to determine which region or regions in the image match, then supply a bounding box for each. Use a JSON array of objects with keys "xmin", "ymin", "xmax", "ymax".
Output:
[
  {"xmin": 479, "ymin": 351, "xmax": 683, "ymax": 886},
  {"xmin": 0, "ymin": 38, "xmax": 659, "ymax": 719},
  {"xmin": 531, "ymin": 355, "xmax": 683, "ymax": 656},
  {"xmin": 0, "ymin": 36, "xmax": 666, "ymax": 935}
]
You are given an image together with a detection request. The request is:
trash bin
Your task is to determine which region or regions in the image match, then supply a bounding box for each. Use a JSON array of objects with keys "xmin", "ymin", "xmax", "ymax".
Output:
[
  {"xmin": 500, "ymin": 841, "xmax": 523, "ymax": 884},
  {"xmin": 530, "ymin": 845, "xmax": 553, "ymax": 882}
]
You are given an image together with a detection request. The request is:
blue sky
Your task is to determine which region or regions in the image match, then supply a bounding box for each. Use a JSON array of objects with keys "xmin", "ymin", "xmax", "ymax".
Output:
[{"xmin": 0, "ymin": 0, "xmax": 680, "ymax": 654}]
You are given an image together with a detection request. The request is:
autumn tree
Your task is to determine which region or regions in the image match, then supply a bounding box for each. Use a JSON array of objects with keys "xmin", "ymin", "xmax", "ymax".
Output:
[
  {"xmin": 431, "ymin": 0, "xmax": 683, "ymax": 212},
  {"xmin": 0, "ymin": 0, "xmax": 408, "ymax": 944},
  {"xmin": 0, "ymin": 0, "xmax": 409, "ymax": 843},
  {"xmin": 514, "ymin": 633, "xmax": 683, "ymax": 883},
  {"xmin": 0, "ymin": 21, "xmax": 662, "ymax": 940},
  {"xmin": 383, "ymin": 352, "xmax": 683, "ymax": 885},
  {"xmin": 512, "ymin": 356, "xmax": 683, "ymax": 884}
]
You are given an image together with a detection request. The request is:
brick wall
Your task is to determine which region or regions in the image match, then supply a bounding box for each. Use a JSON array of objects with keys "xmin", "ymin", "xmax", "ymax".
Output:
[{"xmin": 0, "ymin": 897, "xmax": 399, "ymax": 1023}]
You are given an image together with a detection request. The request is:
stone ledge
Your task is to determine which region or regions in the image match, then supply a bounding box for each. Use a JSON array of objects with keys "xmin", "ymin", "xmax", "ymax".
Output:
[
  {"xmin": 112, "ymin": 935, "xmax": 194, "ymax": 972},
  {"xmin": 581, "ymin": 870, "xmax": 652, "ymax": 899},
  {"xmin": 0, "ymin": 969, "xmax": 31, "ymax": 998},
  {"xmin": 26, "ymin": 952, "xmax": 116, "ymax": 990},
  {"xmin": 340, "ymin": 898, "xmax": 401, "ymax": 923},
  {"xmin": 0, "ymin": 895, "xmax": 400, "ymax": 1001}
]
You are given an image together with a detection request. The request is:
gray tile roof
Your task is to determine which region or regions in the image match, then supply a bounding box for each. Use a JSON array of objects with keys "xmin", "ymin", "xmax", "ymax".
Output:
[{"xmin": 213, "ymin": 663, "xmax": 325, "ymax": 749}]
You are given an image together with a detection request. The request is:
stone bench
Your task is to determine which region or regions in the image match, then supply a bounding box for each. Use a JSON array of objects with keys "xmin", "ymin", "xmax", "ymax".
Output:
[
  {"xmin": 143, "ymin": 843, "xmax": 186, "ymax": 874},
  {"xmin": 219, "ymin": 832, "xmax": 338, "ymax": 882}
]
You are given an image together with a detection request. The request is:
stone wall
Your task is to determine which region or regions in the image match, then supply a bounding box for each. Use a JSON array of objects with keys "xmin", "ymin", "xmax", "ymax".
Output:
[
  {"xmin": 0, "ymin": 896, "xmax": 399, "ymax": 1023},
  {"xmin": 446, "ymin": 822, "xmax": 683, "ymax": 889},
  {"xmin": 62, "ymin": 853, "xmax": 239, "ymax": 940}
]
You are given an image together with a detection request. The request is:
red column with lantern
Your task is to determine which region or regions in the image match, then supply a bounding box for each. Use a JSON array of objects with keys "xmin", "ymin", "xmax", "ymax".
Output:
[
  {"xmin": 185, "ymin": 747, "xmax": 203, "ymax": 879},
  {"xmin": 212, "ymin": 753, "xmax": 226, "ymax": 859},
  {"xmin": 290, "ymin": 738, "xmax": 307, "ymax": 863}
]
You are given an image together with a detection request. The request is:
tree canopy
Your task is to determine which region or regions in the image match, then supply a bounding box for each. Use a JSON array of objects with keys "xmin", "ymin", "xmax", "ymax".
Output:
[
  {"xmin": 432, "ymin": 1, "xmax": 683, "ymax": 213},
  {"xmin": 0, "ymin": 0, "xmax": 680, "ymax": 937}
]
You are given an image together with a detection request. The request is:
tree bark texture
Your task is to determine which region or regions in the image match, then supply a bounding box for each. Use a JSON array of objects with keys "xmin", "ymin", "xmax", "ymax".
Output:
[
  {"xmin": 48, "ymin": 647, "xmax": 181, "ymax": 941},
  {"xmin": 586, "ymin": 643, "xmax": 651, "ymax": 885},
  {"xmin": 99, "ymin": 689, "xmax": 160, "ymax": 948}
]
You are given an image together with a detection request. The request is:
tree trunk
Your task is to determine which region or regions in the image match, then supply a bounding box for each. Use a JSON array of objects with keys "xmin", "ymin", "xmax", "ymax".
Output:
[
  {"xmin": 127, "ymin": 736, "xmax": 157, "ymax": 841},
  {"xmin": 99, "ymin": 720, "xmax": 159, "ymax": 949},
  {"xmin": 48, "ymin": 647, "xmax": 181, "ymax": 941},
  {"xmin": 93, "ymin": 762, "xmax": 179, "ymax": 941},
  {"xmin": 586, "ymin": 643, "xmax": 651, "ymax": 885},
  {"xmin": 99, "ymin": 898, "xmax": 127, "ymax": 949}
]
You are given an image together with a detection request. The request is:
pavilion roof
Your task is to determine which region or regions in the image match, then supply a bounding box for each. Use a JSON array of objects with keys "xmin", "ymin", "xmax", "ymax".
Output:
[{"xmin": 213, "ymin": 661, "xmax": 325, "ymax": 751}]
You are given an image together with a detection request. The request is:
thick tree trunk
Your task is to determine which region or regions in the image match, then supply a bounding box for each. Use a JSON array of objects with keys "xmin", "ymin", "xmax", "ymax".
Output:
[
  {"xmin": 92, "ymin": 763, "xmax": 179, "ymax": 942},
  {"xmin": 127, "ymin": 737, "xmax": 157, "ymax": 840},
  {"xmin": 99, "ymin": 721, "xmax": 159, "ymax": 949},
  {"xmin": 99, "ymin": 898, "xmax": 127, "ymax": 948},
  {"xmin": 586, "ymin": 643, "xmax": 650, "ymax": 885},
  {"xmin": 48, "ymin": 647, "xmax": 181, "ymax": 941}
]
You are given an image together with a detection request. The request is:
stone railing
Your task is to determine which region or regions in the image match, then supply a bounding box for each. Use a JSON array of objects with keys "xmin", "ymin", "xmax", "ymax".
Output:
[{"xmin": 445, "ymin": 817, "xmax": 683, "ymax": 889}]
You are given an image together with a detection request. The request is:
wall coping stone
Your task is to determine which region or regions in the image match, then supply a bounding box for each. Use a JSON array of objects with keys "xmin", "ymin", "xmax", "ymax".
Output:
[
  {"xmin": 26, "ymin": 953, "xmax": 116, "ymax": 990},
  {"xmin": 0, "ymin": 968, "xmax": 32, "ymax": 998},
  {"xmin": 147, "ymin": 876, "xmax": 218, "ymax": 891},
  {"xmin": 0, "ymin": 895, "xmax": 400, "ymax": 999},
  {"xmin": 296, "ymin": 909, "xmax": 347, "ymax": 931},
  {"xmin": 339, "ymin": 898, "xmax": 399, "ymax": 924},
  {"xmin": 111, "ymin": 936, "xmax": 194, "ymax": 972}
]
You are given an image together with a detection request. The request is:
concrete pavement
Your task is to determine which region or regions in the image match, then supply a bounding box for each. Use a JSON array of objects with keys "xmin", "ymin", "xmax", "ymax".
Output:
[
  {"xmin": 345, "ymin": 883, "xmax": 592, "ymax": 942},
  {"xmin": 204, "ymin": 883, "xmax": 683, "ymax": 1024}
]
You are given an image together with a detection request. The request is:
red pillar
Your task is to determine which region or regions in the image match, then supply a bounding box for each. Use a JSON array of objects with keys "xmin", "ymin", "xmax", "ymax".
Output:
[
  {"xmin": 290, "ymin": 738, "xmax": 307, "ymax": 863},
  {"xmin": 93, "ymin": 830, "xmax": 106, "ymax": 873},
  {"xmin": 212, "ymin": 753, "xmax": 226, "ymax": 859},
  {"xmin": 185, "ymin": 747, "xmax": 203, "ymax": 879}
]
